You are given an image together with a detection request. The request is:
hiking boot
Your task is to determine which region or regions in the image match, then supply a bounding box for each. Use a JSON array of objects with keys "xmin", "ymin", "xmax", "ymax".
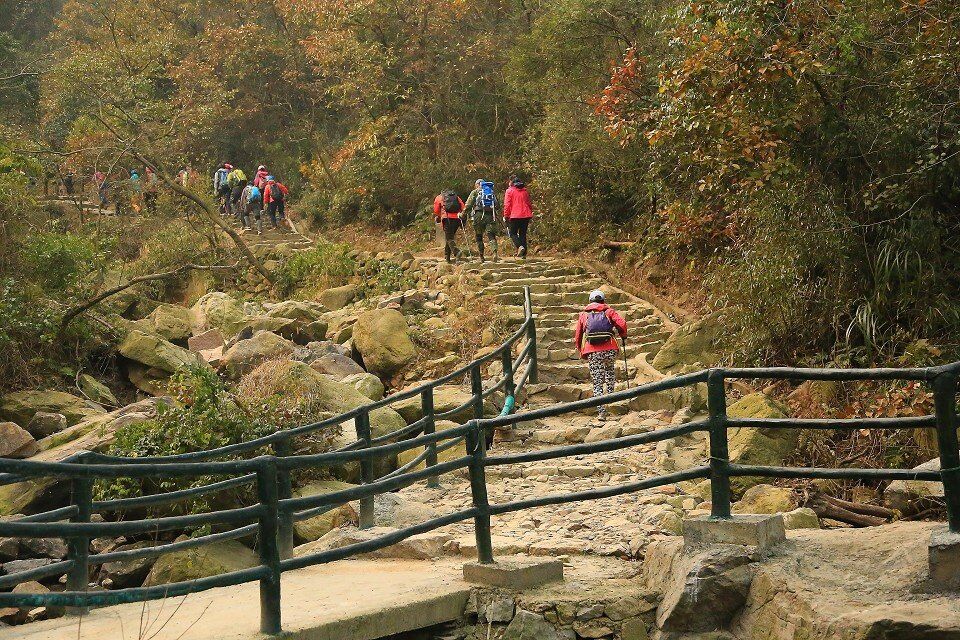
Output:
[
  {"xmin": 479, "ymin": 254, "xmax": 485, "ymax": 263},
  {"xmin": 520, "ymin": 246, "xmax": 527, "ymax": 258}
]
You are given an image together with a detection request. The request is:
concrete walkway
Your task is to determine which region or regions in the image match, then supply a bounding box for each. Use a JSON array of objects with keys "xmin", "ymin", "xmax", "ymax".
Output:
[{"xmin": 8, "ymin": 559, "xmax": 470, "ymax": 640}]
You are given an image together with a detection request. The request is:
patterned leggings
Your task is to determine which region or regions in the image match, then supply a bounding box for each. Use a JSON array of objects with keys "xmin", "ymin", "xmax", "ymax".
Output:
[{"xmin": 587, "ymin": 350, "xmax": 617, "ymax": 413}]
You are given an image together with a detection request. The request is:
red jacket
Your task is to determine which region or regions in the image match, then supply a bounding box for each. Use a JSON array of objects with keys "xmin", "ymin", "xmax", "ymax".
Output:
[
  {"xmin": 503, "ymin": 185, "xmax": 533, "ymax": 220},
  {"xmin": 433, "ymin": 194, "xmax": 465, "ymax": 220},
  {"xmin": 573, "ymin": 303, "xmax": 627, "ymax": 357},
  {"xmin": 263, "ymin": 180, "xmax": 289, "ymax": 204}
]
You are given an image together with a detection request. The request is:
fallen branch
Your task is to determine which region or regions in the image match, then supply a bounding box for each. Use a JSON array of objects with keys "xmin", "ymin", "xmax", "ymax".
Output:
[
  {"xmin": 58, "ymin": 262, "xmax": 238, "ymax": 335},
  {"xmin": 818, "ymin": 493, "xmax": 897, "ymax": 519},
  {"xmin": 808, "ymin": 496, "xmax": 888, "ymax": 527}
]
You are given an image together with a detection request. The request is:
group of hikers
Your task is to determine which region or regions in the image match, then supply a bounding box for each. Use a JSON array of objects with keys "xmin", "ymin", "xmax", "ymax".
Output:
[
  {"xmin": 213, "ymin": 163, "xmax": 290, "ymax": 234},
  {"xmin": 433, "ymin": 175, "xmax": 533, "ymax": 263}
]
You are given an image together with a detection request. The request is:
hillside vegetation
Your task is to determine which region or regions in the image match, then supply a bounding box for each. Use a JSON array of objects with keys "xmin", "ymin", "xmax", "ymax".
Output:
[{"xmin": 2, "ymin": 0, "xmax": 960, "ymax": 374}]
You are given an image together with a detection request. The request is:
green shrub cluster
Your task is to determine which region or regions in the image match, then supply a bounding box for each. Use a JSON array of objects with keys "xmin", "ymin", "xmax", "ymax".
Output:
[{"xmin": 274, "ymin": 241, "xmax": 356, "ymax": 297}]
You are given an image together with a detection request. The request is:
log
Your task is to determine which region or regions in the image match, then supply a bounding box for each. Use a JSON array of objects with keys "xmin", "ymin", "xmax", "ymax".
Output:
[
  {"xmin": 819, "ymin": 494, "xmax": 896, "ymax": 519},
  {"xmin": 602, "ymin": 241, "xmax": 636, "ymax": 250},
  {"xmin": 809, "ymin": 498, "xmax": 888, "ymax": 527}
]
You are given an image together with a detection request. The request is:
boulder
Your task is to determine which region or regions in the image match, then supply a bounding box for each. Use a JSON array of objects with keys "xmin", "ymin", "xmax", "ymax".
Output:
[
  {"xmin": 292, "ymin": 480, "xmax": 359, "ymax": 542},
  {"xmin": 651, "ymin": 314, "xmax": 722, "ymax": 374},
  {"xmin": 294, "ymin": 526, "xmax": 451, "ymax": 561},
  {"xmin": 118, "ymin": 329, "xmax": 204, "ymax": 373},
  {"xmin": 502, "ymin": 609, "xmax": 563, "ymax": 640},
  {"xmin": 0, "ymin": 422, "xmax": 39, "ymax": 458},
  {"xmin": 725, "ymin": 394, "xmax": 796, "ymax": 496},
  {"xmin": 732, "ymin": 484, "xmax": 797, "ymax": 514},
  {"xmin": 656, "ymin": 545, "xmax": 757, "ymax": 632},
  {"xmin": 311, "ymin": 353, "xmax": 365, "ymax": 379},
  {"xmin": 147, "ymin": 304, "xmax": 193, "ymax": 341},
  {"xmin": 99, "ymin": 541, "xmax": 159, "ymax": 588},
  {"xmin": 188, "ymin": 328, "xmax": 225, "ymax": 353},
  {"xmin": 18, "ymin": 537, "xmax": 68, "ymax": 560},
  {"xmin": 396, "ymin": 421, "xmax": 464, "ymax": 472},
  {"xmin": 374, "ymin": 493, "xmax": 440, "ymax": 528},
  {"xmin": 222, "ymin": 331, "xmax": 297, "ymax": 379},
  {"xmin": 77, "ymin": 374, "xmax": 118, "ymax": 407},
  {"xmin": 883, "ymin": 457, "xmax": 944, "ymax": 514},
  {"xmin": 127, "ymin": 364, "xmax": 169, "ymax": 395},
  {"xmin": 144, "ymin": 540, "xmax": 257, "ymax": 586},
  {"xmin": 25, "ymin": 412, "xmax": 67, "ymax": 439},
  {"xmin": 265, "ymin": 300, "xmax": 327, "ymax": 323},
  {"xmin": 320, "ymin": 284, "xmax": 357, "ymax": 311},
  {"xmin": 0, "ymin": 390, "xmax": 104, "ymax": 429},
  {"xmin": 352, "ymin": 308, "xmax": 416, "ymax": 378},
  {"xmin": 782, "ymin": 507, "xmax": 820, "ymax": 529},
  {"xmin": 191, "ymin": 292, "xmax": 247, "ymax": 338},
  {"xmin": 342, "ymin": 372, "xmax": 385, "ymax": 400},
  {"xmin": 390, "ymin": 385, "xmax": 491, "ymax": 424}
]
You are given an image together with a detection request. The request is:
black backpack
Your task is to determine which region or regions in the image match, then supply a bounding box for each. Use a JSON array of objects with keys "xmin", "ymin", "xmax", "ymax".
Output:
[
  {"xmin": 269, "ymin": 182, "xmax": 284, "ymax": 202},
  {"xmin": 441, "ymin": 190, "xmax": 461, "ymax": 214}
]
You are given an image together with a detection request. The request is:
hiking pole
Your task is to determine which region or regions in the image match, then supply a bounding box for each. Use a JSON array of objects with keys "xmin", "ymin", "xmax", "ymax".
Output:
[{"xmin": 620, "ymin": 336, "xmax": 631, "ymax": 389}]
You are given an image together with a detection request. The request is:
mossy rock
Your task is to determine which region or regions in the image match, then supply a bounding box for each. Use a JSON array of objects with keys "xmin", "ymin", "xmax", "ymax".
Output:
[
  {"xmin": 144, "ymin": 540, "xmax": 257, "ymax": 586},
  {"xmin": 732, "ymin": 484, "xmax": 796, "ymax": 514},
  {"xmin": 725, "ymin": 393, "xmax": 796, "ymax": 497},
  {"xmin": 352, "ymin": 308, "xmax": 416, "ymax": 378},
  {"xmin": 222, "ymin": 331, "xmax": 297, "ymax": 379},
  {"xmin": 389, "ymin": 386, "xmax": 494, "ymax": 425},
  {"xmin": 651, "ymin": 314, "xmax": 722, "ymax": 374},
  {"xmin": 0, "ymin": 390, "xmax": 105, "ymax": 428},
  {"xmin": 396, "ymin": 422, "xmax": 466, "ymax": 472},
  {"xmin": 292, "ymin": 480, "xmax": 359, "ymax": 542},
  {"xmin": 118, "ymin": 329, "xmax": 204, "ymax": 373},
  {"xmin": 191, "ymin": 292, "xmax": 247, "ymax": 338},
  {"xmin": 0, "ymin": 477, "xmax": 68, "ymax": 517},
  {"xmin": 147, "ymin": 304, "xmax": 193, "ymax": 341}
]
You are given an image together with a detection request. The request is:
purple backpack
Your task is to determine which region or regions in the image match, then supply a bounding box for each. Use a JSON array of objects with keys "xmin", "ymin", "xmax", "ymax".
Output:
[{"xmin": 584, "ymin": 310, "xmax": 615, "ymax": 345}]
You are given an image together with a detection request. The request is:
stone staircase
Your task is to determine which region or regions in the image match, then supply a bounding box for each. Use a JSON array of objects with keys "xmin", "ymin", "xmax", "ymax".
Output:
[{"xmin": 469, "ymin": 257, "xmax": 677, "ymax": 414}]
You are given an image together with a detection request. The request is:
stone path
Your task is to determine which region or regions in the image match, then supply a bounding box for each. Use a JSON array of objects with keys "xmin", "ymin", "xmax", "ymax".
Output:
[{"xmin": 7, "ymin": 559, "xmax": 470, "ymax": 640}]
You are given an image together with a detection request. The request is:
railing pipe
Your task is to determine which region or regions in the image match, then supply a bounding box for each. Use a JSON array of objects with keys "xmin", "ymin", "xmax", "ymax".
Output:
[
  {"xmin": 502, "ymin": 346, "xmax": 516, "ymax": 400},
  {"xmin": 422, "ymin": 387, "xmax": 439, "ymax": 488},
  {"xmin": 65, "ymin": 471, "xmax": 93, "ymax": 616},
  {"xmin": 933, "ymin": 373, "xmax": 960, "ymax": 532},
  {"xmin": 355, "ymin": 409, "xmax": 375, "ymax": 529},
  {"xmin": 466, "ymin": 421, "xmax": 493, "ymax": 564},
  {"xmin": 471, "ymin": 363, "xmax": 484, "ymax": 422},
  {"xmin": 707, "ymin": 369, "xmax": 732, "ymax": 519},
  {"xmin": 274, "ymin": 439, "xmax": 295, "ymax": 560},
  {"xmin": 526, "ymin": 314, "xmax": 538, "ymax": 384},
  {"xmin": 256, "ymin": 458, "xmax": 282, "ymax": 635}
]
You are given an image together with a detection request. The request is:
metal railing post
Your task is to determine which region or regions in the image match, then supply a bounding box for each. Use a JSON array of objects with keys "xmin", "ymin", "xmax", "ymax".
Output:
[
  {"xmin": 707, "ymin": 369, "xmax": 732, "ymax": 519},
  {"xmin": 466, "ymin": 420, "xmax": 494, "ymax": 564},
  {"xmin": 501, "ymin": 347, "xmax": 516, "ymax": 399},
  {"xmin": 471, "ymin": 364, "xmax": 484, "ymax": 422},
  {"xmin": 66, "ymin": 468, "xmax": 92, "ymax": 616},
  {"xmin": 933, "ymin": 373, "xmax": 960, "ymax": 532},
  {"xmin": 256, "ymin": 457, "xmax": 282, "ymax": 635},
  {"xmin": 356, "ymin": 409, "xmax": 375, "ymax": 529},
  {"xmin": 422, "ymin": 387, "xmax": 439, "ymax": 488},
  {"xmin": 526, "ymin": 318, "xmax": 538, "ymax": 384},
  {"xmin": 274, "ymin": 438, "xmax": 294, "ymax": 560}
]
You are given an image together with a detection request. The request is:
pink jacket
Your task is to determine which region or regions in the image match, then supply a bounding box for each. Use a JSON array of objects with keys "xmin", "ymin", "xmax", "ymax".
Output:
[
  {"xmin": 503, "ymin": 184, "xmax": 533, "ymax": 220},
  {"xmin": 573, "ymin": 303, "xmax": 627, "ymax": 357},
  {"xmin": 253, "ymin": 169, "xmax": 269, "ymax": 188}
]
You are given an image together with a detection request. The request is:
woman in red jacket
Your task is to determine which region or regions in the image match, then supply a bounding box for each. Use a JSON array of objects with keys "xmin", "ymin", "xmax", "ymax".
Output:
[
  {"xmin": 502, "ymin": 177, "xmax": 533, "ymax": 258},
  {"xmin": 573, "ymin": 290, "xmax": 628, "ymax": 421}
]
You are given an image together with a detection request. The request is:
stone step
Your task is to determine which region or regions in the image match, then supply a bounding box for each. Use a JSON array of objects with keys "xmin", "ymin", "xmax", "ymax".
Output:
[
  {"xmin": 478, "ymin": 281, "xmax": 604, "ymax": 297},
  {"xmin": 536, "ymin": 315, "xmax": 662, "ymax": 329},
  {"xmin": 498, "ymin": 290, "xmax": 633, "ymax": 307},
  {"xmin": 481, "ymin": 274, "xmax": 596, "ymax": 287},
  {"xmin": 537, "ymin": 323, "xmax": 668, "ymax": 343},
  {"xmin": 537, "ymin": 304, "xmax": 654, "ymax": 317},
  {"xmin": 525, "ymin": 382, "xmax": 680, "ymax": 414}
]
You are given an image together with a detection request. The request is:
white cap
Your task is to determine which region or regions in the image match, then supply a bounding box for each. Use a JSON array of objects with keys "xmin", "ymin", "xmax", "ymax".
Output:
[{"xmin": 589, "ymin": 290, "xmax": 605, "ymax": 302}]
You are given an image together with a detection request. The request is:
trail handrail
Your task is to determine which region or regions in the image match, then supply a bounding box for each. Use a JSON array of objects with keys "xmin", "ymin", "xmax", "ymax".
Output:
[{"xmin": 1, "ymin": 284, "xmax": 959, "ymax": 634}]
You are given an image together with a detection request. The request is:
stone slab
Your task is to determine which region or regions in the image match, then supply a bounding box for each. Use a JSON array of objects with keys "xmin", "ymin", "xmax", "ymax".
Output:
[
  {"xmin": 463, "ymin": 557, "xmax": 564, "ymax": 589},
  {"xmin": 683, "ymin": 514, "xmax": 786, "ymax": 551},
  {"xmin": 5, "ymin": 559, "xmax": 470, "ymax": 640},
  {"xmin": 929, "ymin": 526, "xmax": 960, "ymax": 589}
]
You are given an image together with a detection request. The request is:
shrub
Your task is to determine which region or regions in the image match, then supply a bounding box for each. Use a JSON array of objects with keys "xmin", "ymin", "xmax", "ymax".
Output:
[
  {"xmin": 19, "ymin": 226, "xmax": 108, "ymax": 296},
  {"xmin": 274, "ymin": 241, "xmax": 356, "ymax": 297},
  {"xmin": 128, "ymin": 220, "xmax": 216, "ymax": 299}
]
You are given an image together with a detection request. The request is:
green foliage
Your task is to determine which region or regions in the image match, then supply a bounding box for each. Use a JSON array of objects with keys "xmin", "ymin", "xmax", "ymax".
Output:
[
  {"xmin": 127, "ymin": 220, "xmax": 216, "ymax": 299},
  {"xmin": 19, "ymin": 226, "xmax": 108, "ymax": 295},
  {"xmin": 274, "ymin": 241, "xmax": 356, "ymax": 297},
  {"xmin": 358, "ymin": 258, "xmax": 416, "ymax": 298}
]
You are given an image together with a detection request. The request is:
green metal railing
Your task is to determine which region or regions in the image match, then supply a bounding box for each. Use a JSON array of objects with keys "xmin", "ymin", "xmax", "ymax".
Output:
[{"xmin": 1, "ymin": 287, "xmax": 959, "ymax": 634}]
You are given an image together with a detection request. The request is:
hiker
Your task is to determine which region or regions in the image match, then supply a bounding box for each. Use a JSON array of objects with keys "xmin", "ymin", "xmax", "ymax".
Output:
[
  {"xmin": 503, "ymin": 176, "xmax": 533, "ymax": 258},
  {"xmin": 94, "ymin": 170, "xmax": 108, "ymax": 208},
  {"xmin": 143, "ymin": 167, "xmax": 159, "ymax": 213},
  {"xmin": 241, "ymin": 182, "xmax": 263, "ymax": 232},
  {"xmin": 573, "ymin": 290, "xmax": 627, "ymax": 422},
  {"xmin": 433, "ymin": 189, "xmax": 465, "ymax": 263},
  {"xmin": 263, "ymin": 175, "xmax": 289, "ymax": 229},
  {"xmin": 129, "ymin": 169, "xmax": 142, "ymax": 213},
  {"xmin": 227, "ymin": 165, "xmax": 248, "ymax": 218},
  {"xmin": 62, "ymin": 171, "xmax": 74, "ymax": 196},
  {"xmin": 253, "ymin": 165, "xmax": 269, "ymax": 189},
  {"xmin": 464, "ymin": 179, "xmax": 499, "ymax": 262},
  {"xmin": 213, "ymin": 163, "xmax": 232, "ymax": 215}
]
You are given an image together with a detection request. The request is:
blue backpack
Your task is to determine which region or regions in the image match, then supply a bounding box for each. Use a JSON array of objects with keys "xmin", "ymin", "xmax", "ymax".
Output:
[
  {"xmin": 478, "ymin": 180, "xmax": 496, "ymax": 209},
  {"xmin": 249, "ymin": 186, "xmax": 262, "ymax": 202}
]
